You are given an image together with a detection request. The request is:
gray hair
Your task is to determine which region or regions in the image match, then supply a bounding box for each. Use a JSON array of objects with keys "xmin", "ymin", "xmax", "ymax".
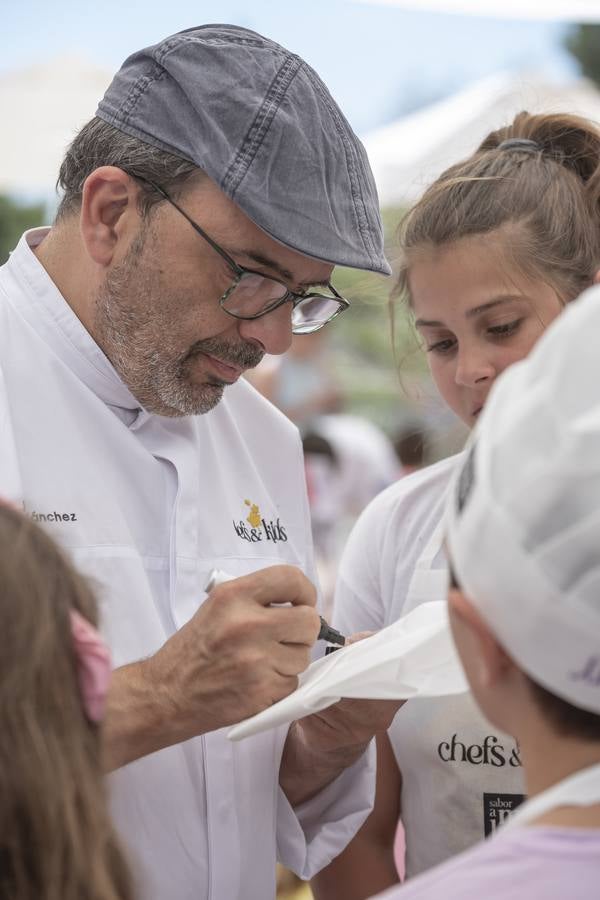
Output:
[{"xmin": 56, "ymin": 117, "xmax": 201, "ymax": 220}]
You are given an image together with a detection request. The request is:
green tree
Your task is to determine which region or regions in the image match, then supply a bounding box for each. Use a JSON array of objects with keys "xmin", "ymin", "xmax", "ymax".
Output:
[
  {"xmin": 565, "ymin": 24, "xmax": 600, "ymax": 87},
  {"xmin": 0, "ymin": 195, "xmax": 46, "ymax": 264}
]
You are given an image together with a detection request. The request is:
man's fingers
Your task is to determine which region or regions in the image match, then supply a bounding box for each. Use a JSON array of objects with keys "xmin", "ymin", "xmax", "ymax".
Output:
[
  {"xmin": 269, "ymin": 604, "xmax": 321, "ymax": 645},
  {"xmin": 202, "ymin": 602, "xmax": 320, "ymax": 650},
  {"xmin": 211, "ymin": 565, "xmax": 316, "ymax": 609},
  {"xmin": 271, "ymin": 642, "xmax": 313, "ymax": 678}
]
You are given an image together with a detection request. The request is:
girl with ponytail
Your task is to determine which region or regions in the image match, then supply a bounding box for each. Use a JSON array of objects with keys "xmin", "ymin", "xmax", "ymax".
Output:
[{"xmin": 312, "ymin": 111, "xmax": 600, "ymax": 900}]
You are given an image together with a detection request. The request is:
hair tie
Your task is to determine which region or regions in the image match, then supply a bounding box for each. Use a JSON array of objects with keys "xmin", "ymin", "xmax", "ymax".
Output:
[
  {"xmin": 70, "ymin": 610, "xmax": 112, "ymax": 723},
  {"xmin": 497, "ymin": 138, "xmax": 541, "ymax": 154}
]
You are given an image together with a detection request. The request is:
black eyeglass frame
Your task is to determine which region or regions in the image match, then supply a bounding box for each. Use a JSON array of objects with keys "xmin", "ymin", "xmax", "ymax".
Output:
[{"xmin": 134, "ymin": 177, "xmax": 350, "ymax": 332}]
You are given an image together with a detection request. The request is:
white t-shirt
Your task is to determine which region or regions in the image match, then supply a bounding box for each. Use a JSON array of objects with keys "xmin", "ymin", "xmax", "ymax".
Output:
[
  {"xmin": 333, "ymin": 456, "xmax": 525, "ymax": 877},
  {"xmin": 0, "ymin": 230, "xmax": 375, "ymax": 900}
]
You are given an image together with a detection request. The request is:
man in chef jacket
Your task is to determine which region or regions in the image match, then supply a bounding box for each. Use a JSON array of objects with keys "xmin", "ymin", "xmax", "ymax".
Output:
[{"xmin": 0, "ymin": 24, "xmax": 399, "ymax": 900}]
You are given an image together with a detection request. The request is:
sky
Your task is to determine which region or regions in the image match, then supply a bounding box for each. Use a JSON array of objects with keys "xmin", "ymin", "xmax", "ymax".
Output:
[{"xmin": 2, "ymin": 0, "xmax": 577, "ymax": 134}]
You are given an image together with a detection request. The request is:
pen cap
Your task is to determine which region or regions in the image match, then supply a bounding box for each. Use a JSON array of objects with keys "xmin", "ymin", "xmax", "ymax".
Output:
[{"xmin": 204, "ymin": 568, "xmax": 234, "ymax": 593}]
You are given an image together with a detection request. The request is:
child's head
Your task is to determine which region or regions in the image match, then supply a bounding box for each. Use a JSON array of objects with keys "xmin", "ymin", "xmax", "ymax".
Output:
[
  {"xmin": 397, "ymin": 112, "xmax": 600, "ymax": 427},
  {"xmin": 0, "ymin": 502, "xmax": 133, "ymax": 900},
  {"xmin": 445, "ymin": 290, "xmax": 600, "ymax": 746}
]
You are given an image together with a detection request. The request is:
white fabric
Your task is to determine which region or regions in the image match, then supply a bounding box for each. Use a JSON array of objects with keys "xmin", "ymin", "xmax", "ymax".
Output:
[
  {"xmin": 334, "ymin": 457, "xmax": 525, "ymax": 877},
  {"xmin": 0, "ymin": 229, "xmax": 375, "ymax": 900},
  {"xmin": 305, "ymin": 413, "xmax": 398, "ymax": 617},
  {"xmin": 446, "ymin": 285, "xmax": 600, "ymax": 716},
  {"xmin": 229, "ymin": 601, "xmax": 468, "ymax": 740}
]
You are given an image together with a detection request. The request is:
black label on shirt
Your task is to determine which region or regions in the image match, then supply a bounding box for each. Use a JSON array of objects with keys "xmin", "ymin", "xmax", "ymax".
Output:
[{"xmin": 483, "ymin": 792, "xmax": 525, "ymax": 836}]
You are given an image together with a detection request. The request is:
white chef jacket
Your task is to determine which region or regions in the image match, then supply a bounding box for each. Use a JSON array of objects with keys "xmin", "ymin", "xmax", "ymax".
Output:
[
  {"xmin": 0, "ymin": 229, "xmax": 374, "ymax": 900},
  {"xmin": 333, "ymin": 456, "xmax": 525, "ymax": 878}
]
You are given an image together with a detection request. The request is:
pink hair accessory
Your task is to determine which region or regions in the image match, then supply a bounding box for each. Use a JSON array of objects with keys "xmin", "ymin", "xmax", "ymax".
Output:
[{"xmin": 70, "ymin": 610, "xmax": 112, "ymax": 723}]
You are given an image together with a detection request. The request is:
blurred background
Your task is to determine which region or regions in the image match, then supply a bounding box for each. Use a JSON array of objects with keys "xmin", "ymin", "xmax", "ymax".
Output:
[{"xmin": 4, "ymin": 4, "xmax": 600, "ymax": 894}]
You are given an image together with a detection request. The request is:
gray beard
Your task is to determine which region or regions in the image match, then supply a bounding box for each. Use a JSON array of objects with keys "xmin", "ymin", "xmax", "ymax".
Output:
[{"xmin": 93, "ymin": 232, "xmax": 264, "ymax": 417}]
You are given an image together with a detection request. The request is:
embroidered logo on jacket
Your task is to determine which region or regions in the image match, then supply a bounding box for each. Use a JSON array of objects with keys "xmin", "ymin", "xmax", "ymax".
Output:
[
  {"xmin": 245, "ymin": 499, "xmax": 262, "ymax": 528},
  {"xmin": 232, "ymin": 499, "xmax": 288, "ymax": 544}
]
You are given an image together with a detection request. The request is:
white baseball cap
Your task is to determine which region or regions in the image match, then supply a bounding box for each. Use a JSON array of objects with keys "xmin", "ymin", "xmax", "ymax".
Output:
[{"xmin": 446, "ymin": 286, "xmax": 600, "ymax": 714}]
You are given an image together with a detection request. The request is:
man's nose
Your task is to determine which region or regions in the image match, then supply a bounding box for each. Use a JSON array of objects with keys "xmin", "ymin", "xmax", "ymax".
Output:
[{"xmin": 237, "ymin": 301, "xmax": 294, "ymax": 356}]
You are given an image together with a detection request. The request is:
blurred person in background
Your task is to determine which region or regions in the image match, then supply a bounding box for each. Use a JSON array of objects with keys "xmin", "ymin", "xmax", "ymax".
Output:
[
  {"xmin": 312, "ymin": 111, "xmax": 600, "ymax": 899},
  {"xmin": 0, "ymin": 23, "xmax": 402, "ymax": 900},
  {"xmin": 302, "ymin": 415, "xmax": 398, "ymax": 617},
  {"xmin": 247, "ymin": 330, "xmax": 343, "ymax": 432},
  {"xmin": 250, "ymin": 333, "xmax": 398, "ymax": 616},
  {"xmin": 372, "ymin": 276, "xmax": 600, "ymax": 900},
  {"xmin": 0, "ymin": 501, "xmax": 133, "ymax": 900}
]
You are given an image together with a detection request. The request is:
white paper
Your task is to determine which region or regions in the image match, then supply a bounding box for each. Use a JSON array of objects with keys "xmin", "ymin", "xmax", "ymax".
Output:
[{"xmin": 228, "ymin": 601, "xmax": 468, "ymax": 741}]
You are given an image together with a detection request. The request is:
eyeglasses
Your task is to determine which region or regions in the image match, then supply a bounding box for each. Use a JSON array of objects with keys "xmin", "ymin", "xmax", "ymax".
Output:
[{"xmin": 136, "ymin": 178, "xmax": 350, "ymax": 334}]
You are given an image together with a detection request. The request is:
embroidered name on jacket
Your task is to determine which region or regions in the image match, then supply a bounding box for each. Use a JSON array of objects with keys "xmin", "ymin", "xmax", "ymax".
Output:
[
  {"xmin": 233, "ymin": 499, "xmax": 288, "ymax": 543},
  {"xmin": 29, "ymin": 509, "xmax": 78, "ymax": 523}
]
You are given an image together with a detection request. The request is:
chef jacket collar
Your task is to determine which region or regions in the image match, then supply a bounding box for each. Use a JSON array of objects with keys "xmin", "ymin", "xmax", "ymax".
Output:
[{"xmin": 9, "ymin": 229, "xmax": 146, "ymax": 425}]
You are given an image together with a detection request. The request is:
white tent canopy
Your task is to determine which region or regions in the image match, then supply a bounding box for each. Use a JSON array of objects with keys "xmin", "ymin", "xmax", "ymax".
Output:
[
  {"xmin": 361, "ymin": 71, "xmax": 600, "ymax": 207},
  {"xmin": 353, "ymin": 0, "xmax": 600, "ymax": 23},
  {"xmin": 0, "ymin": 56, "xmax": 113, "ymax": 200}
]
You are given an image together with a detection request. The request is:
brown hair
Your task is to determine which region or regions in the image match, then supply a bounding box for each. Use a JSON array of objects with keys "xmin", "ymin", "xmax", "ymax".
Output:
[
  {"xmin": 397, "ymin": 111, "xmax": 600, "ymax": 304},
  {"xmin": 56, "ymin": 117, "xmax": 200, "ymax": 221},
  {"xmin": 0, "ymin": 503, "xmax": 134, "ymax": 900},
  {"xmin": 526, "ymin": 678, "xmax": 600, "ymax": 741}
]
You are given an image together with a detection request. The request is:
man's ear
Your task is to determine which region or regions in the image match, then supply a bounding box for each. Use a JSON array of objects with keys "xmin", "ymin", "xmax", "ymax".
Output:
[
  {"xmin": 448, "ymin": 588, "xmax": 513, "ymax": 689},
  {"xmin": 79, "ymin": 167, "xmax": 141, "ymax": 267},
  {"xmin": 592, "ymin": 268, "xmax": 600, "ymax": 286}
]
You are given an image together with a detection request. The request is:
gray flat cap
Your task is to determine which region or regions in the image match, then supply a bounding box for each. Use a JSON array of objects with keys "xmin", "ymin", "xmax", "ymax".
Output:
[{"xmin": 96, "ymin": 24, "xmax": 391, "ymax": 275}]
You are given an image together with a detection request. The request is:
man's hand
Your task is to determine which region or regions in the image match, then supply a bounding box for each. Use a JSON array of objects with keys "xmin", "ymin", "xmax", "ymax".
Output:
[
  {"xmin": 279, "ymin": 631, "xmax": 404, "ymax": 807},
  {"xmin": 104, "ymin": 565, "xmax": 320, "ymax": 770}
]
